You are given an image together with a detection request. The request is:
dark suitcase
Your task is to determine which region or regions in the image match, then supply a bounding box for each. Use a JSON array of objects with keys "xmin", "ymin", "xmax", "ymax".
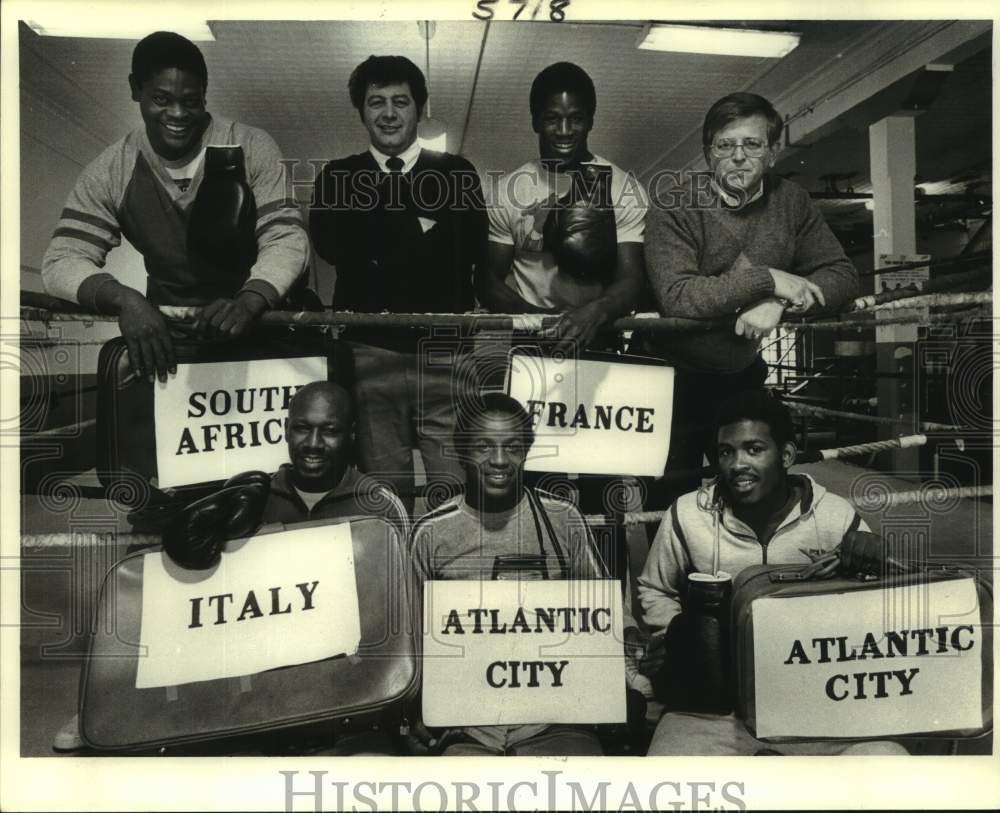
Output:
[
  {"xmin": 732, "ymin": 562, "xmax": 993, "ymax": 742},
  {"xmin": 78, "ymin": 515, "xmax": 416, "ymax": 751},
  {"xmin": 96, "ymin": 334, "xmax": 335, "ymax": 513}
]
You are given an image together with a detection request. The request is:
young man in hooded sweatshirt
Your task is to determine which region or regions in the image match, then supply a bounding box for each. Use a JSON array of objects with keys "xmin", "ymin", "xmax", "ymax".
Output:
[{"xmin": 637, "ymin": 390, "xmax": 907, "ymax": 756}]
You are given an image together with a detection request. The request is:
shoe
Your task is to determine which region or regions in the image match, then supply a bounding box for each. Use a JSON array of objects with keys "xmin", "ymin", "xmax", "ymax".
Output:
[{"xmin": 52, "ymin": 714, "xmax": 84, "ymax": 752}]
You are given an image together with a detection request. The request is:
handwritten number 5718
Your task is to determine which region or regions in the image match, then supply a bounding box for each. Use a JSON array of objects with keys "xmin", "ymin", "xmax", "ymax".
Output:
[{"xmin": 472, "ymin": 0, "xmax": 570, "ymax": 21}]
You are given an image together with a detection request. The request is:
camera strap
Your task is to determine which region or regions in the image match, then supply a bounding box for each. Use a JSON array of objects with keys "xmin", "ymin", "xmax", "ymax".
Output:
[{"xmin": 525, "ymin": 488, "xmax": 568, "ymax": 577}]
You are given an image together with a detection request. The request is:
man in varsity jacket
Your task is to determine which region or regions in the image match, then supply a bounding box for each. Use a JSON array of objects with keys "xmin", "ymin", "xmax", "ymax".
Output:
[
  {"xmin": 637, "ymin": 390, "xmax": 907, "ymax": 756},
  {"xmin": 309, "ymin": 55, "xmax": 488, "ymax": 514},
  {"xmin": 42, "ymin": 31, "xmax": 309, "ymax": 383},
  {"xmin": 409, "ymin": 393, "xmax": 640, "ymax": 756}
]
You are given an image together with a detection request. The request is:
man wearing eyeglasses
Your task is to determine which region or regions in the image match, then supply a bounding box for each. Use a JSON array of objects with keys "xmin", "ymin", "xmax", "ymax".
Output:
[{"xmin": 642, "ymin": 92, "xmax": 858, "ymax": 507}]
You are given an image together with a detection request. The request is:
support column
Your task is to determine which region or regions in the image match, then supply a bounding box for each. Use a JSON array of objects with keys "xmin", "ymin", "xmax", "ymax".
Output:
[{"xmin": 869, "ymin": 115, "xmax": 919, "ymax": 479}]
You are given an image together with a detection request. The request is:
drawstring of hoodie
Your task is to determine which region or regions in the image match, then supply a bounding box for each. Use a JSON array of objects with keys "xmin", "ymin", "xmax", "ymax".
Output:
[
  {"xmin": 696, "ymin": 477, "xmax": 724, "ymax": 577},
  {"xmin": 793, "ymin": 498, "xmax": 841, "ymax": 580}
]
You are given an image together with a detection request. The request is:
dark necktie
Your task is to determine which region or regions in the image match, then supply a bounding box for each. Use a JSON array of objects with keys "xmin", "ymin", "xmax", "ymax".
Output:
[{"xmin": 385, "ymin": 155, "xmax": 404, "ymax": 173}]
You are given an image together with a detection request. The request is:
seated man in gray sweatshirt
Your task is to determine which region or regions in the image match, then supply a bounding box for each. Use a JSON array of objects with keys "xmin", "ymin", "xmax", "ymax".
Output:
[
  {"xmin": 410, "ymin": 393, "xmax": 641, "ymax": 755},
  {"xmin": 643, "ymin": 92, "xmax": 859, "ymax": 508}
]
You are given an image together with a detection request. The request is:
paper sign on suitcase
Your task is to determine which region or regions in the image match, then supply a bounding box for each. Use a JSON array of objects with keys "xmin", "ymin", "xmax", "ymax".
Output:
[
  {"xmin": 421, "ymin": 579, "xmax": 627, "ymax": 726},
  {"xmin": 136, "ymin": 523, "xmax": 361, "ymax": 689},
  {"xmin": 733, "ymin": 566, "xmax": 992, "ymax": 741},
  {"xmin": 80, "ymin": 516, "xmax": 417, "ymax": 751},
  {"xmin": 506, "ymin": 350, "xmax": 673, "ymax": 476}
]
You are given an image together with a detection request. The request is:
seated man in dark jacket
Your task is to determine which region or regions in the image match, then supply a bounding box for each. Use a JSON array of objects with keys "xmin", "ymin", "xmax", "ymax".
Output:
[
  {"xmin": 260, "ymin": 380, "xmax": 408, "ymax": 535},
  {"xmin": 54, "ymin": 379, "xmax": 407, "ymax": 753}
]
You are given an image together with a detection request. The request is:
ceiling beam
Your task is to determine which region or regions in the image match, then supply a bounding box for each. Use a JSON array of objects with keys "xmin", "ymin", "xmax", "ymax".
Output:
[
  {"xmin": 639, "ymin": 20, "xmax": 992, "ymax": 182},
  {"xmin": 783, "ymin": 21, "xmax": 992, "ymax": 148}
]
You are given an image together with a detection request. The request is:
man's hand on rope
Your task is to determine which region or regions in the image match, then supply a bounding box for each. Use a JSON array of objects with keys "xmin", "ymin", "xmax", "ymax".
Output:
[
  {"xmin": 116, "ymin": 290, "xmax": 176, "ymax": 383},
  {"xmin": 768, "ymin": 268, "xmax": 826, "ymax": 312},
  {"xmin": 194, "ymin": 290, "xmax": 268, "ymax": 339},
  {"xmin": 735, "ymin": 297, "xmax": 785, "ymax": 342},
  {"xmin": 545, "ymin": 299, "xmax": 609, "ymax": 352}
]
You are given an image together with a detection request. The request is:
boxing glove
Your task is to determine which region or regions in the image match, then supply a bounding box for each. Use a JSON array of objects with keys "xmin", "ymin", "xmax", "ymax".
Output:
[
  {"xmin": 838, "ymin": 529, "xmax": 897, "ymax": 577},
  {"xmin": 187, "ymin": 146, "xmax": 258, "ymax": 290},
  {"xmin": 162, "ymin": 470, "xmax": 271, "ymax": 569},
  {"xmin": 543, "ymin": 163, "xmax": 617, "ymax": 285}
]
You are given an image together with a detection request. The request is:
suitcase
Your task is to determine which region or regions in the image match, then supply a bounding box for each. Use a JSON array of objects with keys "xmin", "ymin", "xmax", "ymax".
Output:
[
  {"xmin": 78, "ymin": 515, "xmax": 417, "ymax": 752},
  {"xmin": 96, "ymin": 333, "xmax": 337, "ymax": 515},
  {"xmin": 732, "ymin": 562, "xmax": 993, "ymax": 742}
]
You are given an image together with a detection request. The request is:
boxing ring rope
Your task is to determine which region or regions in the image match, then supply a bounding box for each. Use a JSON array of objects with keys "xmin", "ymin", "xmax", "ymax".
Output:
[
  {"xmin": 20, "ymin": 482, "xmax": 992, "ymax": 546},
  {"xmin": 18, "ymin": 287, "xmax": 990, "ymax": 440},
  {"xmin": 612, "ymin": 484, "xmax": 993, "ymax": 528},
  {"xmin": 20, "ymin": 304, "xmax": 726, "ymax": 334},
  {"xmin": 848, "ymin": 267, "xmax": 990, "ymax": 311},
  {"xmin": 851, "ymin": 291, "xmax": 991, "ymax": 312},
  {"xmin": 855, "ymin": 249, "xmax": 990, "ymax": 278},
  {"xmin": 799, "ymin": 433, "xmax": 930, "ymax": 461},
  {"xmin": 23, "ymin": 430, "xmax": 985, "ymax": 544},
  {"xmin": 782, "ymin": 401, "xmax": 969, "ymax": 433},
  {"xmin": 27, "ymin": 417, "xmax": 98, "ymax": 437},
  {"xmin": 20, "ymin": 288, "xmax": 993, "ymax": 336},
  {"xmin": 791, "ymin": 305, "xmax": 991, "ymax": 331}
]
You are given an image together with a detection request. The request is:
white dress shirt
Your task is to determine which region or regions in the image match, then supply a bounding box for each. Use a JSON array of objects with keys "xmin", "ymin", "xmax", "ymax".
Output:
[{"xmin": 368, "ymin": 140, "xmax": 422, "ymax": 174}]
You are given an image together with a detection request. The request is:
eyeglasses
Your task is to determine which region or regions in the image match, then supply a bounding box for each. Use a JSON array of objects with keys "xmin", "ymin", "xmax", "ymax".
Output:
[{"xmin": 710, "ymin": 137, "xmax": 769, "ymax": 158}]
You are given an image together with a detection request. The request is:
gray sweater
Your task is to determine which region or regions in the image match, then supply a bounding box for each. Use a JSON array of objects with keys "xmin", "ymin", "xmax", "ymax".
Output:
[{"xmin": 644, "ymin": 175, "xmax": 858, "ymax": 373}]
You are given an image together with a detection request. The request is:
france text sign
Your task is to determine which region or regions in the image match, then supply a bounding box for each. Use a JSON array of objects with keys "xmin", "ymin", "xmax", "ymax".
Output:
[
  {"xmin": 153, "ymin": 356, "xmax": 326, "ymax": 487},
  {"xmin": 421, "ymin": 579, "xmax": 626, "ymax": 726},
  {"xmin": 506, "ymin": 351, "xmax": 673, "ymax": 476},
  {"xmin": 135, "ymin": 523, "xmax": 361, "ymax": 689},
  {"xmin": 751, "ymin": 578, "xmax": 983, "ymax": 738}
]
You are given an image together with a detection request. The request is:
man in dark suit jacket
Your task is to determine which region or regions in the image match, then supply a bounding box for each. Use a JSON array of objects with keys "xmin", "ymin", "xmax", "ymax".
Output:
[{"xmin": 310, "ymin": 55, "xmax": 488, "ymax": 514}]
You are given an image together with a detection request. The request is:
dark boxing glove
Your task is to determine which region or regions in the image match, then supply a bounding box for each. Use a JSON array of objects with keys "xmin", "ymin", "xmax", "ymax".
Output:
[
  {"xmin": 543, "ymin": 163, "xmax": 617, "ymax": 285},
  {"xmin": 838, "ymin": 529, "xmax": 898, "ymax": 577},
  {"xmin": 162, "ymin": 470, "xmax": 271, "ymax": 569},
  {"xmin": 187, "ymin": 146, "xmax": 258, "ymax": 290}
]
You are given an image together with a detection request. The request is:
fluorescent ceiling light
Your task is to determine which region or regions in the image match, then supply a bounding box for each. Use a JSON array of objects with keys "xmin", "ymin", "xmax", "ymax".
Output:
[
  {"xmin": 24, "ymin": 18, "xmax": 215, "ymax": 41},
  {"xmin": 638, "ymin": 24, "xmax": 800, "ymax": 58}
]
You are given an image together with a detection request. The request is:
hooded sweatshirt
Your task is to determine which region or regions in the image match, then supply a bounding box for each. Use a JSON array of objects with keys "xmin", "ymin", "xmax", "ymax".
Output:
[{"xmin": 637, "ymin": 474, "xmax": 867, "ymax": 634}]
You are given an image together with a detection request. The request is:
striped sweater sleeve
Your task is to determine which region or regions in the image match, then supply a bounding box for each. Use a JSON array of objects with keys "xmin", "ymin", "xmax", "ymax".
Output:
[
  {"xmin": 240, "ymin": 126, "xmax": 309, "ymax": 305},
  {"xmin": 41, "ymin": 142, "xmax": 127, "ymax": 306}
]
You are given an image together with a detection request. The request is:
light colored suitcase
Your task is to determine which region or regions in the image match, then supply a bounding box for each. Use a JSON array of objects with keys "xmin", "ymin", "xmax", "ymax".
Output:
[
  {"xmin": 731, "ymin": 562, "xmax": 992, "ymax": 742},
  {"xmin": 78, "ymin": 516, "xmax": 416, "ymax": 752}
]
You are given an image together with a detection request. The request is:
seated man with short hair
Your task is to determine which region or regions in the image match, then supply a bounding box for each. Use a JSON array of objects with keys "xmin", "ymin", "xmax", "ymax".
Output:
[
  {"xmin": 410, "ymin": 393, "xmax": 640, "ymax": 756},
  {"xmin": 54, "ymin": 380, "xmax": 405, "ymax": 753},
  {"xmin": 260, "ymin": 380, "xmax": 408, "ymax": 534},
  {"xmin": 637, "ymin": 390, "xmax": 907, "ymax": 756}
]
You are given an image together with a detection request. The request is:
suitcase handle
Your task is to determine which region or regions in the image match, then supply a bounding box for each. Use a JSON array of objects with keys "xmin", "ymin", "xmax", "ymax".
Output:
[
  {"xmin": 768, "ymin": 552, "xmax": 879, "ymax": 584},
  {"xmin": 770, "ymin": 531, "xmax": 924, "ymax": 584},
  {"xmin": 770, "ymin": 567, "xmax": 879, "ymax": 584}
]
